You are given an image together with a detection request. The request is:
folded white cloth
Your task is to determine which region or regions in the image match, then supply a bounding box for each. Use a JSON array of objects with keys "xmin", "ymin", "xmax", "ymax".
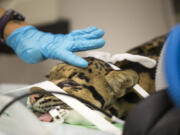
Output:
[
  {"xmin": 85, "ymin": 51, "xmax": 157, "ymax": 69},
  {"xmin": 155, "ymin": 43, "xmax": 168, "ymax": 91}
]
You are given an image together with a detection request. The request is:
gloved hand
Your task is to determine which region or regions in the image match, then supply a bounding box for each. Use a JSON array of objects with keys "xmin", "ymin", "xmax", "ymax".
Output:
[
  {"xmin": 6, "ymin": 26, "xmax": 105, "ymax": 67},
  {"xmin": 123, "ymin": 90, "xmax": 180, "ymax": 135}
]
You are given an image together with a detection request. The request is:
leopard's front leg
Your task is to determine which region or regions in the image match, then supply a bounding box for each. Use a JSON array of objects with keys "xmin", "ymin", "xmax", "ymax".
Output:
[{"xmin": 105, "ymin": 70, "xmax": 139, "ymax": 98}]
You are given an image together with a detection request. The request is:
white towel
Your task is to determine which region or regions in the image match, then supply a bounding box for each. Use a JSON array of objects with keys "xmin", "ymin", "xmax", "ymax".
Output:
[
  {"xmin": 155, "ymin": 43, "xmax": 168, "ymax": 91},
  {"xmin": 85, "ymin": 51, "xmax": 157, "ymax": 69}
]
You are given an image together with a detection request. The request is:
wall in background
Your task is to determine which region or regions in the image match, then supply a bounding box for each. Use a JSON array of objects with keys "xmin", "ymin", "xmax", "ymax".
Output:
[
  {"xmin": 0, "ymin": 0, "xmax": 176, "ymax": 84},
  {"xmin": 58, "ymin": 0, "xmax": 175, "ymax": 54}
]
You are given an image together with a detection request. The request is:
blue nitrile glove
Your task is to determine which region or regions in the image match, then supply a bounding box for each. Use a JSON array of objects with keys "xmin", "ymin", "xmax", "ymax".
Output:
[{"xmin": 6, "ymin": 26, "xmax": 105, "ymax": 68}]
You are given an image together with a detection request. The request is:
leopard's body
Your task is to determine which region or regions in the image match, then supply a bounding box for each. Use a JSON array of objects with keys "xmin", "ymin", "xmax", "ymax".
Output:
[{"xmin": 29, "ymin": 35, "xmax": 166, "ymax": 119}]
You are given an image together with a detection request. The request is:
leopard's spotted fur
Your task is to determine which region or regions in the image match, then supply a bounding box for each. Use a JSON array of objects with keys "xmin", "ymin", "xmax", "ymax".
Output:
[{"xmin": 29, "ymin": 35, "xmax": 166, "ymax": 119}]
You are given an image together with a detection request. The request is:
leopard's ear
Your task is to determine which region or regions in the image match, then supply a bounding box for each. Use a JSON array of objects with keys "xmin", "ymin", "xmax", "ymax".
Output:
[
  {"xmin": 29, "ymin": 87, "xmax": 45, "ymax": 104},
  {"xmin": 30, "ymin": 87, "xmax": 44, "ymax": 93},
  {"xmin": 30, "ymin": 87, "xmax": 52, "ymax": 96},
  {"xmin": 105, "ymin": 70, "xmax": 139, "ymax": 98}
]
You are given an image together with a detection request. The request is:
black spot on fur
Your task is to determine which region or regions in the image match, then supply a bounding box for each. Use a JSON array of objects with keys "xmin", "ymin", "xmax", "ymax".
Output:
[
  {"xmin": 68, "ymin": 72, "xmax": 78, "ymax": 79},
  {"xmin": 34, "ymin": 95, "xmax": 44, "ymax": 101},
  {"xmin": 72, "ymin": 87, "xmax": 82, "ymax": 90},
  {"xmin": 99, "ymin": 66, "xmax": 102, "ymax": 71},
  {"xmin": 109, "ymin": 107, "xmax": 118, "ymax": 116},
  {"xmin": 78, "ymin": 72, "xmax": 90, "ymax": 82},
  {"xmin": 95, "ymin": 63, "xmax": 98, "ymax": 69},
  {"xmin": 40, "ymin": 99, "xmax": 52, "ymax": 104},
  {"xmin": 88, "ymin": 62, "xmax": 93, "ymax": 65},
  {"xmin": 88, "ymin": 68, "xmax": 92, "ymax": 73},
  {"xmin": 99, "ymin": 62, "xmax": 105, "ymax": 68},
  {"xmin": 82, "ymin": 84, "xmax": 105, "ymax": 107}
]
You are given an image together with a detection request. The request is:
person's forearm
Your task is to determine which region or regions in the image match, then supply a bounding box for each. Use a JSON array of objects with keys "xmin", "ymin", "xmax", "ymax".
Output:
[{"xmin": 0, "ymin": 7, "xmax": 28, "ymax": 40}]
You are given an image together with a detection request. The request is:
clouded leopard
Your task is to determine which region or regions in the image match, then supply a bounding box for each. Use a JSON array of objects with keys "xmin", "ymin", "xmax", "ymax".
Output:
[{"xmin": 28, "ymin": 35, "xmax": 166, "ymax": 120}]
